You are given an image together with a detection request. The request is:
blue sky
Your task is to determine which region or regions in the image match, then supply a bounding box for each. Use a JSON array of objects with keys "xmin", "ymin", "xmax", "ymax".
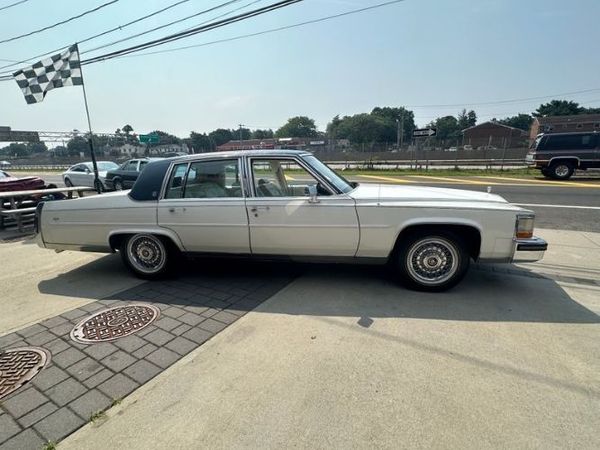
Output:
[{"xmin": 1, "ymin": 0, "xmax": 599, "ymax": 138}]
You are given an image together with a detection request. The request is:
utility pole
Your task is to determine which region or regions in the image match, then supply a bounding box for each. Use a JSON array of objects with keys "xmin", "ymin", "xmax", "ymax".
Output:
[
  {"xmin": 396, "ymin": 119, "xmax": 400, "ymax": 149},
  {"xmin": 238, "ymin": 124, "xmax": 245, "ymax": 150}
]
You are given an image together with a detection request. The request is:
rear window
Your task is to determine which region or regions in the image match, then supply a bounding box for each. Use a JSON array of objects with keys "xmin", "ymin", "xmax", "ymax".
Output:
[{"xmin": 542, "ymin": 134, "xmax": 597, "ymax": 150}]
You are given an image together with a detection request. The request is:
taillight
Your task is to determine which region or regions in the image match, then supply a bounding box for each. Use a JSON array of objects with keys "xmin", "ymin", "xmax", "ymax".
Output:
[{"xmin": 515, "ymin": 214, "xmax": 534, "ymax": 239}]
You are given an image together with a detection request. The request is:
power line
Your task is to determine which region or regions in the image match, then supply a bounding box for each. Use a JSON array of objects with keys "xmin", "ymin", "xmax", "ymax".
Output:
[
  {"xmin": 0, "ymin": 0, "xmax": 29, "ymax": 13},
  {"xmin": 0, "ymin": 0, "xmax": 120, "ymax": 45},
  {"xmin": 82, "ymin": 0, "xmax": 244, "ymax": 55},
  {"xmin": 404, "ymin": 88, "xmax": 600, "ymax": 108},
  {"xmin": 81, "ymin": 0, "xmax": 303, "ymax": 65},
  {"xmin": 0, "ymin": 0, "xmax": 262, "ymax": 75},
  {"xmin": 0, "ymin": 0, "xmax": 193, "ymax": 72},
  {"xmin": 117, "ymin": 0, "xmax": 407, "ymax": 59}
]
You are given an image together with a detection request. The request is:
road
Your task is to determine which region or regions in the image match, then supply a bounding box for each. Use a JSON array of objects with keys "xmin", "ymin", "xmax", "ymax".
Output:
[{"xmin": 38, "ymin": 172, "xmax": 600, "ymax": 232}]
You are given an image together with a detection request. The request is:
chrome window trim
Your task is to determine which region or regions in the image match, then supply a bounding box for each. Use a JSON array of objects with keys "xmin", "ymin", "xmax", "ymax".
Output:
[
  {"xmin": 246, "ymin": 156, "xmax": 339, "ymax": 199},
  {"xmin": 160, "ymin": 157, "xmax": 244, "ymax": 201}
]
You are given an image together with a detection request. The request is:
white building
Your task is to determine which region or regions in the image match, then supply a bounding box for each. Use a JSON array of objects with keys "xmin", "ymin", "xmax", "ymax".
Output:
[
  {"xmin": 147, "ymin": 143, "xmax": 190, "ymax": 156},
  {"xmin": 114, "ymin": 143, "xmax": 144, "ymax": 156}
]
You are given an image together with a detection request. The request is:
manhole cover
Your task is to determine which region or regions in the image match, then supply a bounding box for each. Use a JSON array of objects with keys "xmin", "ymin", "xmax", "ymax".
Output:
[
  {"xmin": 70, "ymin": 304, "xmax": 160, "ymax": 344},
  {"xmin": 0, "ymin": 347, "xmax": 51, "ymax": 400}
]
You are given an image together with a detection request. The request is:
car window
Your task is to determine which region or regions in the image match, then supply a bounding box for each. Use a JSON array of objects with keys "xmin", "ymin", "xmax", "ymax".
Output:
[
  {"xmin": 71, "ymin": 165, "xmax": 85, "ymax": 172},
  {"xmin": 544, "ymin": 134, "xmax": 596, "ymax": 150},
  {"xmin": 139, "ymin": 160, "xmax": 149, "ymax": 171},
  {"xmin": 164, "ymin": 163, "xmax": 189, "ymax": 199},
  {"xmin": 123, "ymin": 161, "xmax": 138, "ymax": 171},
  {"xmin": 183, "ymin": 159, "xmax": 242, "ymax": 199},
  {"xmin": 250, "ymin": 158, "xmax": 332, "ymax": 198}
]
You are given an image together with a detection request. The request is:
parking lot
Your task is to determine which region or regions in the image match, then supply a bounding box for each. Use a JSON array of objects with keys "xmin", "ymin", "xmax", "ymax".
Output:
[{"xmin": 1, "ymin": 220, "xmax": 599, "ymax": 448}]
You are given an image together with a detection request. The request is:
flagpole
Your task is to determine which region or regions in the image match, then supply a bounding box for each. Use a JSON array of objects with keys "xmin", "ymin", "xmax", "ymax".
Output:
[{"xmin": 78, "ymin": 52, "xmax": 101, "ymax": 194}]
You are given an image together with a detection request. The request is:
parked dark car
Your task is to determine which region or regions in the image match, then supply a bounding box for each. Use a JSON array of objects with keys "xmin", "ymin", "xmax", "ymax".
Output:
[
  {"xmin": 526, "ymin": 131, "xmax": 599, "ymax": 179},
  {"xmin": 104, "ymin": 158, "xmax": 161, "ymax": 190},
  {"xmin": 0, "ymin": 170, "xmax": 45, "ymax": 192}
]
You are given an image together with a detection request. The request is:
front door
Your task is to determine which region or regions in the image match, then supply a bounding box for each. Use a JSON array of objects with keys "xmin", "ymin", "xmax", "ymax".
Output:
[
  {"xmin": 157, "ymin": 158, "xmax": 250, "ymax": 253},
  {"xmin": 246, "ymin": 157, "xmax": 359, "ymax": 256}
]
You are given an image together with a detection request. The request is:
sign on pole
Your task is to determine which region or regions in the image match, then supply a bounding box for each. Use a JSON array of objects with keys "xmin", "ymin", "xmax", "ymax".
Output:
[
  {"xmin": 139, "ymin": 133, "xmax": 159, "ymax": 144},
  {"xmin": 0, "ymin": 127, "xmax": 40, "ymax": 142},
  {"xmin": 413, "ymin": 128, "xmax": 437, "ymax": 138}
]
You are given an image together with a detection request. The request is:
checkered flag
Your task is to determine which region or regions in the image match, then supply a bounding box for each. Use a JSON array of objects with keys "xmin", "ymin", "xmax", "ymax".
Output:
[{"xmin": 13, "ymin": 44, "xmax": 82, "ymax": 104}]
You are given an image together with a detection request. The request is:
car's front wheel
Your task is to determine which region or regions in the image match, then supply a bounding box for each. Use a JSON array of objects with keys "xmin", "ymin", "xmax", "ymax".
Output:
[
  {"xmin": 395, "ymin": 232, "xmax": 470, "ymax": 292},
  {"xmin": 64, "ymin": 178, "xmax": 73, "ymax": 187},
  {"xmin": 113, "ymin": 179, "xmax": 124, "ymax": 190},
  {"xmin": 120, "ymin": 234, "xmax": 170, "ymax": 279}
]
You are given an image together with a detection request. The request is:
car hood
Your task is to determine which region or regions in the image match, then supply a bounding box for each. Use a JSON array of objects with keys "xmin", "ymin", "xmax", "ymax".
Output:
[{"xmin": 349, "ymin": 183, "xmax": 509, "ymax": 204}]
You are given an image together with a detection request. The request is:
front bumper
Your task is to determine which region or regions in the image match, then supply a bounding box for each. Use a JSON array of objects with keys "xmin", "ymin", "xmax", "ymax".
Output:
[{"xmin": 512, "ymin": 237, "xmax": 547, "ymax": 262}]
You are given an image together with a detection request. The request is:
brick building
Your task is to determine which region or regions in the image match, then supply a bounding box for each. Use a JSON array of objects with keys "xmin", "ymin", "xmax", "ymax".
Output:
[
  {"xmin": 462, "ymin": 121, "xmax": 528, "ymax": 149},
  {"xmin": 529, "ymin": 114, "xmax": 600, "ymax": 140}
]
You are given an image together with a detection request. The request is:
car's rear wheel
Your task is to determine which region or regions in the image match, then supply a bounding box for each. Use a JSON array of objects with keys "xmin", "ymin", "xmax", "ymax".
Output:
[
  {"xmin": 64, "ymin": 178, "xmax": 73, "ymax": 187},
  {"xmin": 113, "ymin": 179, "xmax": 123, "ymax": 190},
  {"xmin": 548, "ymin": 161, "xmax": 575, "ymax": 180},
  {"xmin": 395, "ymin": 231, "xmax": 470, "ymax": 292},
  {"xmin": 120, "ymin": 234, "xmax": 170, "ymax": 279}
]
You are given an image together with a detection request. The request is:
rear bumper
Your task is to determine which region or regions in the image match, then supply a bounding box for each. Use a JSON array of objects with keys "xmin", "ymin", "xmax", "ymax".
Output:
[{"xmin": 512, "ymin": 237, "xmax": 547, "ymax": 262}]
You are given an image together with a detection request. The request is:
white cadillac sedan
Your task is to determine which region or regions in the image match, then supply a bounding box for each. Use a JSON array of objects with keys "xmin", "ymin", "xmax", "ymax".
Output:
[{"xmin": 36, "ymin": 150, "xmax": 546, "ymax": 291}]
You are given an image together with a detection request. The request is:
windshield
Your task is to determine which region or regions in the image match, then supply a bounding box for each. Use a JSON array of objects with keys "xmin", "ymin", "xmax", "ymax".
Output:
[
  {"xmin": 96, "ymin": 162, "xmax": 119, "ymax": 171},
  {"xmin": 302, "ymin": 155, "xmax": 354, "ymax": 194},
  {"xmin": 0, "ymin": 171, "xmax": 9, "ymax": 179}
]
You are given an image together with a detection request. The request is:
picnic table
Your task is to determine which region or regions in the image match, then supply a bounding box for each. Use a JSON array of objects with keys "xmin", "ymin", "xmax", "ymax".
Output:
[{"xmin": 0, "ymin": 186, "xmax": 96, "ymax": 232}]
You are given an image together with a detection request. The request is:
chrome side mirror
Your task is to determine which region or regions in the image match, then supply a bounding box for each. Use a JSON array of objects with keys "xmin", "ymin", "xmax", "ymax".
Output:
[{"xmin": 307, "ymin": 184, "xmax": 319, "ymax": 203}]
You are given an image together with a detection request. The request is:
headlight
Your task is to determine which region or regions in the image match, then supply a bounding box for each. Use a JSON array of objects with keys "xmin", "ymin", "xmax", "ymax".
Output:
[{"xmin": 515, "ymin": 214, "xmax": 535, "ymax": 239}]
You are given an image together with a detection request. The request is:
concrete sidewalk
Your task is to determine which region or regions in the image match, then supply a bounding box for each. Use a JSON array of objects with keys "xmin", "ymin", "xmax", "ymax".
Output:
[
  {"xmin": 0, "ymin": 237, "xmax": 143, "ymax": 335},
  {"xmin": 60, "ymin": 230, "xmax": 600, "ymax": 450}
]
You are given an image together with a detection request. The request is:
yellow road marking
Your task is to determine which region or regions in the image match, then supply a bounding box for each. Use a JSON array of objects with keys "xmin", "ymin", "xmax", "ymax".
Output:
[
  {"xmin": 473, "ymin": 175, "xmax": 600, "ymax": 188},
  {"xmin": 406, "ymin": 175, "xmax": 492, "ymax": 185},
  {"xmin": 359, "ymin": 175, "xmax": 413, "ymax": 183}
]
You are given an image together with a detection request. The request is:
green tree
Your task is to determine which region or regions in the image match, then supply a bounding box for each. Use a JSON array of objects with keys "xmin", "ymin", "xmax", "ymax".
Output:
[
  {"xmin": 499, "ymin": 114, "xmax": 533, "ymax": 131},
  {"xmin": 189, "ymin": 132, "xmax": 213, "ymax": 152},
  {"xmin": 122, "ymin": 124, "xmax": 133, "ymax": 135},
  {"xmin": 533, "ymin": 100, "xmax": 582, "ymax": 117},
  {"xmin": 67, "ymin": 136, "xmax": 90, "ymax": 156},
  {"xmin": 251, "ymin": 129, "xmax": 274, "ymax": 139},
  {"xmin": 371, "ymin": 106, "xmax": 416, "ymax": 142},
  {"xmin": 332, "ymin": 114, "xmax": 391, "ymax": 144},
  {"xmin": 457, "ymin": 109, "xmax": 477, "ymax": 129},
  {"xmin": 276, "ymin": 116, "xmax": 318, "ymax": 138},
  {"xmin": 208, "ymin": 128, "xmax": 234, "ymax": 146},
  {"xmin": 429, "ymin": 116, "xmax": 460, "ymax": 140}
]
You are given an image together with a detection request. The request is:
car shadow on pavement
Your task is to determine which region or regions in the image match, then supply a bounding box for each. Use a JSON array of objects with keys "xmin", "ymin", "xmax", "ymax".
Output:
[{"xmin": 38, "ymin": 254, "xmax": 600, "ymax": 324}]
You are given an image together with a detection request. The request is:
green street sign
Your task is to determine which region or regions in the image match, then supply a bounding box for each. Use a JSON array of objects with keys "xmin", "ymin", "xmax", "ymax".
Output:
[{"xmin": 139, "ymin": 133, "xmax": 159, "ymax": 144}]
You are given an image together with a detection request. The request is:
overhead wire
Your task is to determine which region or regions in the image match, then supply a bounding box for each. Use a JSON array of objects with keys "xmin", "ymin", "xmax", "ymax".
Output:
[
  {"xmin": 81, "ymin": 0, "xmax": 303, "ymax": 65},
  {"xmin": 0, "ymin": 0, "xmax": 120, "ymax": 45},
  {"xmin": 82, "ymin": 0, "xmax": 244, "ymax": 55},
  {"xmin": 0, "ymin": 0, "xmax": 195, "ymax": 72},
  {"xmin": 0, "ymin": 0, "xmax": 29, "ymax": 12}
]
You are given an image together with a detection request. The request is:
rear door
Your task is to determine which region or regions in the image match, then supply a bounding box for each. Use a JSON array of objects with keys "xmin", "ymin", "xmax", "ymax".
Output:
[{"xmin": 157, "ymin": 158, "xmax": 250, "ymax": 253}]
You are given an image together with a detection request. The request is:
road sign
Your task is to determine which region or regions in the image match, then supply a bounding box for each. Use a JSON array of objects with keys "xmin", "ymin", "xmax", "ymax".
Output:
[
  {"xmin": 0, "ymin": 127, "xmax": 40, "ymax": 142},
  {"xmin": 413, "ymin": 128, "xmax": 437, "ymax": 138},
  {"xmin": 139, "ymin": 133, "xmax": 159, "ymax": 144}
]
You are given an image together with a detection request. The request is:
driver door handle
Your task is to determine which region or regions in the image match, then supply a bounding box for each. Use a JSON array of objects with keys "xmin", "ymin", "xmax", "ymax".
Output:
[{"xmin": 250, "ymin": 206, "xmax": 270, "ymax": 212}]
